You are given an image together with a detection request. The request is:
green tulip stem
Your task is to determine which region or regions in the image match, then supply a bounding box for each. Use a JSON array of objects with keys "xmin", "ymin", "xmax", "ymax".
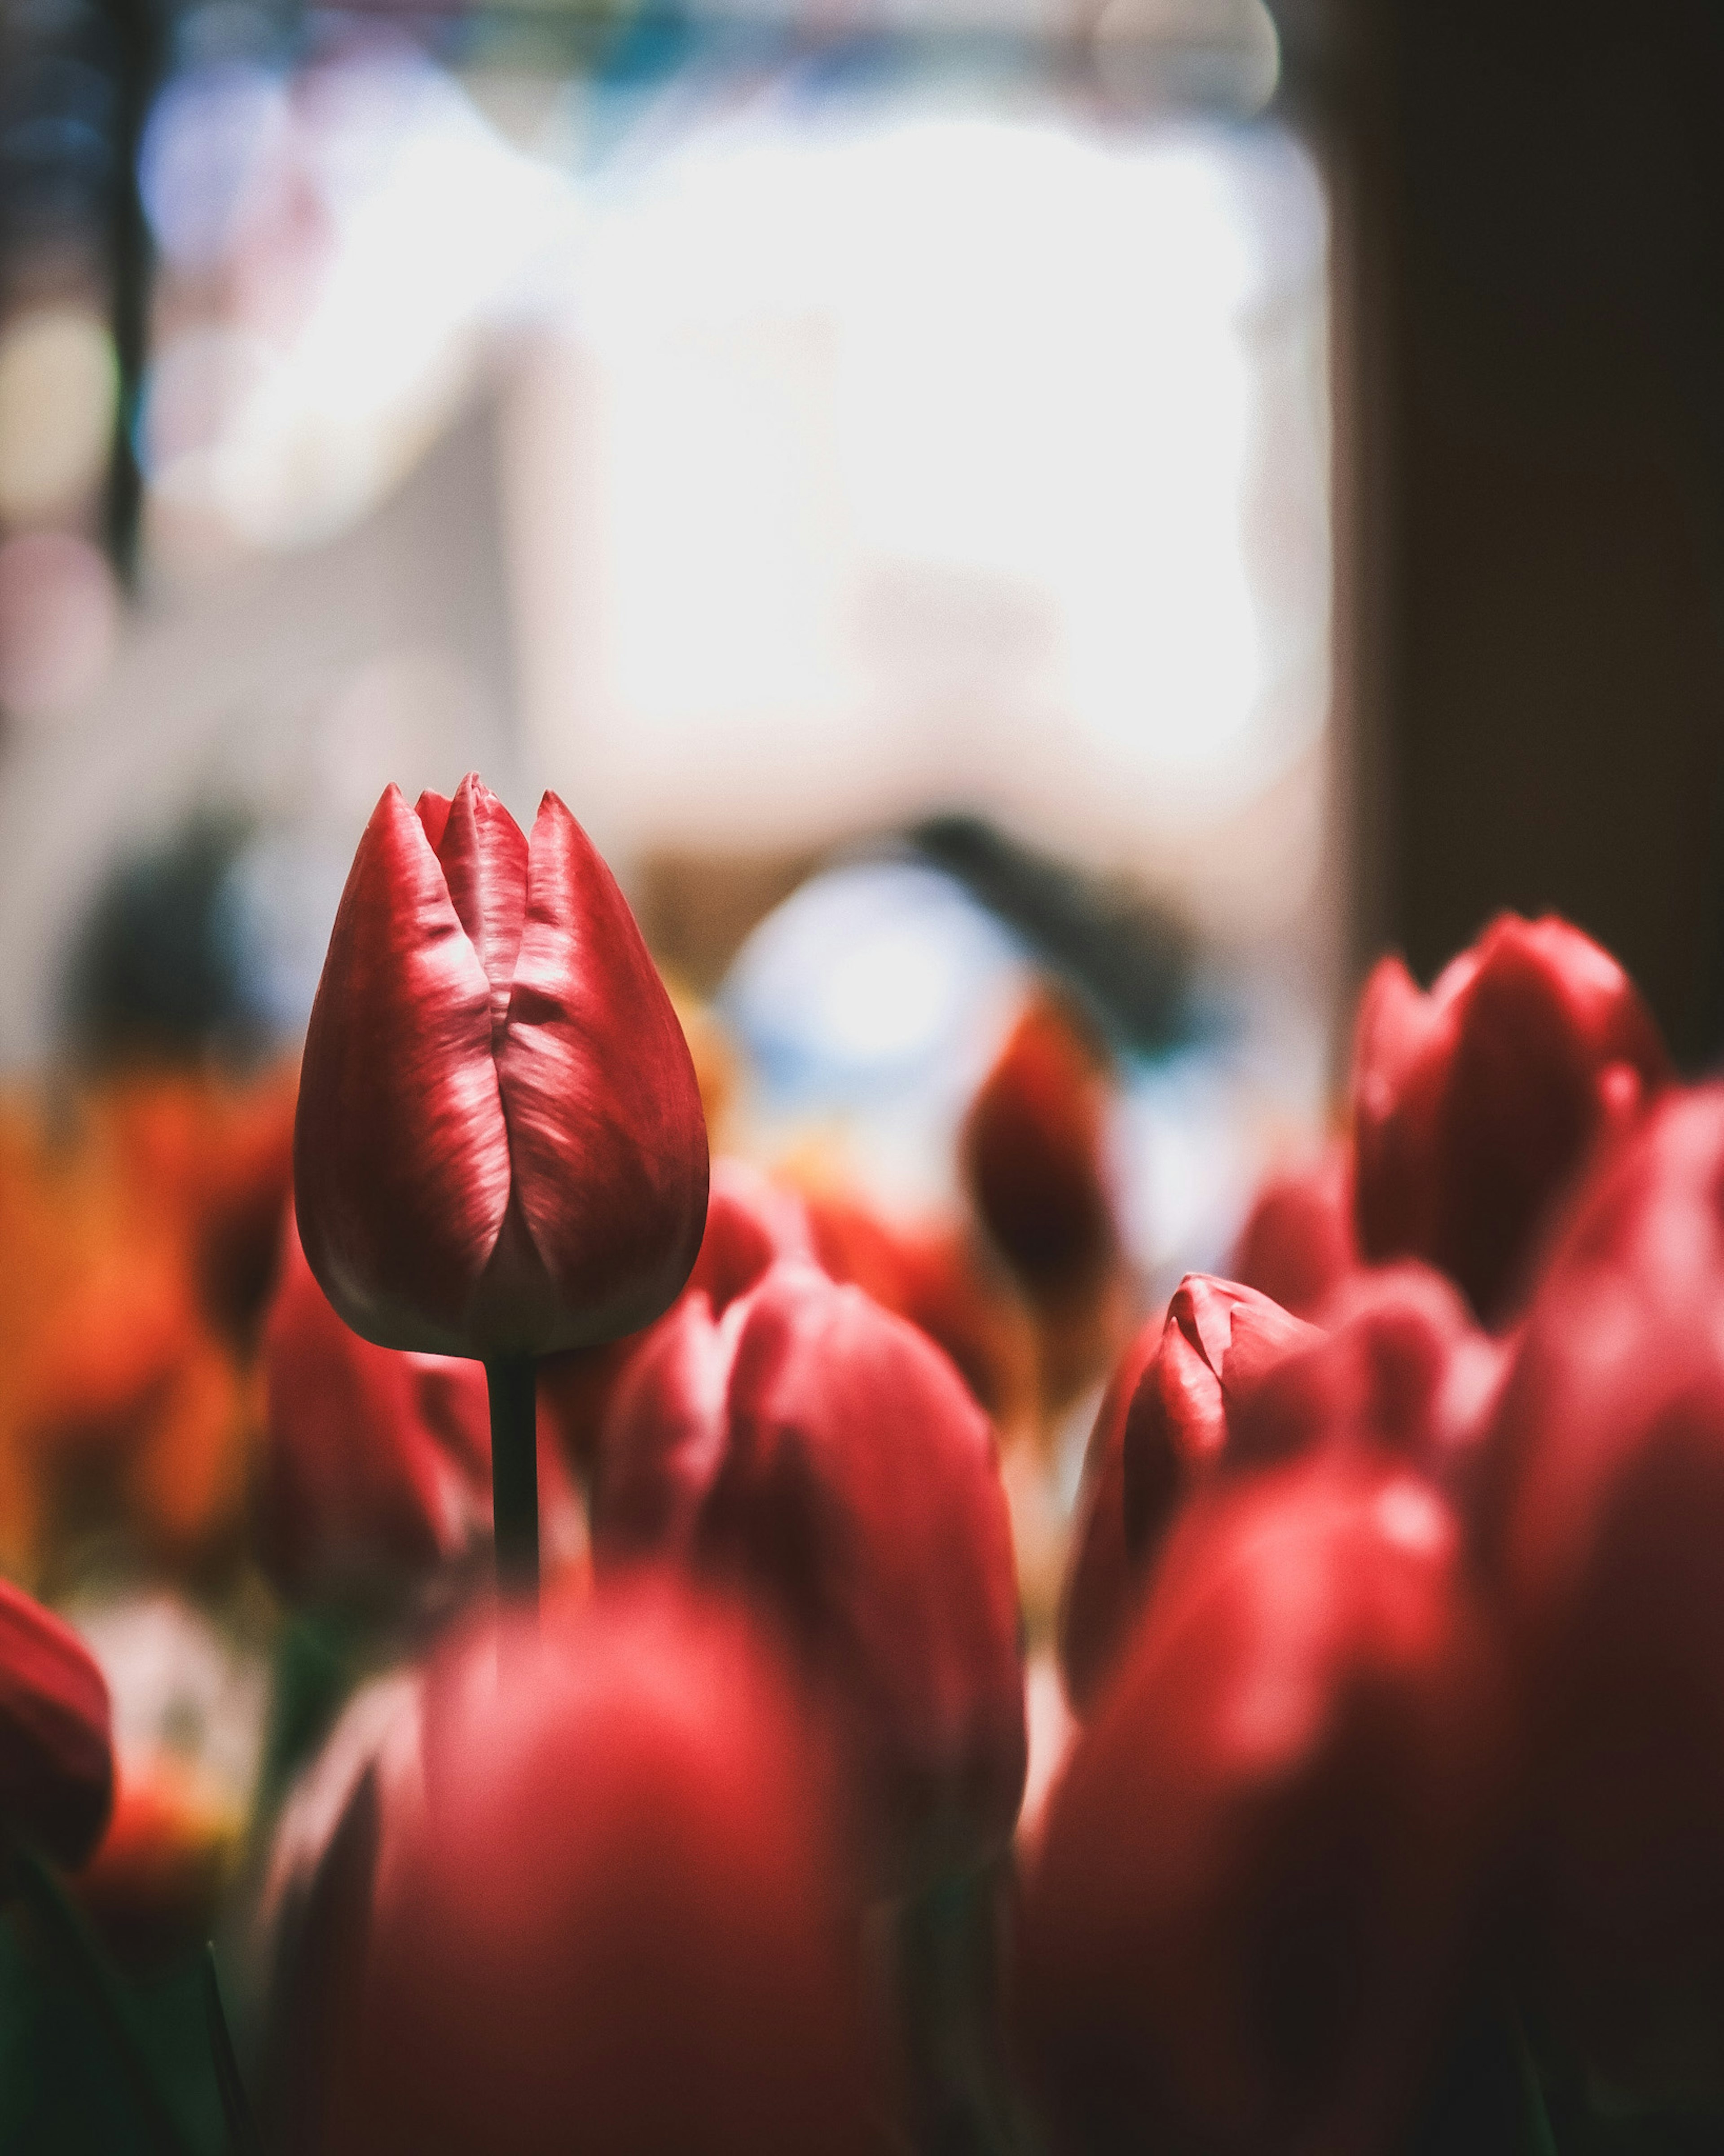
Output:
[
  {"xmin": 9, "ymin": 1844, "xmax": 200, "ymax": 2156},
  {"xmin": 487, "ymin": 1356, "xmax": 540, "ymax": 1610}
]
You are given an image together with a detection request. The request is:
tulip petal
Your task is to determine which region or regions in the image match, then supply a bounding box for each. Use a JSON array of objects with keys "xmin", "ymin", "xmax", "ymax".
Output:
[
  {"xmin": 296, "ymin": 786, "xmax": 511, "ymax": 1353},
  {"xmin": 415, "ymin": 791, "xmax": 453, "ymax": 852},
  {"xmin": 491, "ymin": 794, "xmax": 708, "ymax": 1353},
  {"xmin": 433, "ymin": 775, "xmax": 530, "ymax": 1049}
]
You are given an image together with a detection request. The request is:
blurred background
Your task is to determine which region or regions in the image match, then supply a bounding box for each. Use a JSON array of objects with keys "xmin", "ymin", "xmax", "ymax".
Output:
[{"xmin": 4, "ymin": 0, "xmax": 1724, "ymax": 2134}]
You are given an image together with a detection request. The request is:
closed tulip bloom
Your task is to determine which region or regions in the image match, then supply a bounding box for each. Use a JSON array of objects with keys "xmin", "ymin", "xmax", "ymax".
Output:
[
  {"xmin": 592, "ymin": 1261, "xmax": 1026, "ymax": 1892},
  {"xmin": 1350, "ymin": 912, "xmax": 1667, "ymax": 1326},
  {"xmin": 1016, "ymin": 1451, "xmax": 1506, "ymax": 2156},
  {"xmin": 1482, "ymin": 1085, "xmax": 1724, "ymax": 2102},
  {"xmin": 295, "ymin": 774, "xmax": 708, "ymax": 1358},
  {"xmin": 1121, "ymin": 1274, "xmax": 1319, "ymax": 1562},
  {"xmin": 0, "ymin": 1580, "xmax": 114, "ymax": 1869},
  {"xmin": 1058, "ymin": 1280, "xmax": 1317, "ymax": 1718},
  {"xmin": 1228, "ymin": 1142, "xmax": 1357, "ymax": 1320},
  {"xmin": 322, "ymin": 1582, "xmax": 881, "ymax": 2156},
  {"xmin": 962, "ymin": 996, "xmax": 1118, "ymax": 1314}
]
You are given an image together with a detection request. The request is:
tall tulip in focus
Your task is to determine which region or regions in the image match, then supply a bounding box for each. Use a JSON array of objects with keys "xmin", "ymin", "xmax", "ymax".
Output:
[
  {"xmin": 1350, "ymin": 911, "xmax": 1666, "ymax": 1326},
  {"xmin": 294, "ymin": 775, "xmax": 708, "ymax": 1597},
  {"xmin": 592, "ymin": 1260, "xmax": 1026, "ymax": 1894},
  {"xmin": 312, "ymin": 1582, "xmax": 882, "ymax": 2156},
  {"xmin": 1019, "ymin": 1450, "xmax": 1507, "ymax": 2156}
]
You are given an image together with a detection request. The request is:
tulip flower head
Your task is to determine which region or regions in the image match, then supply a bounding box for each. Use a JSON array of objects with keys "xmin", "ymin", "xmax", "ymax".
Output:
[
  {"xmin": 1481, "ymin": 1084, "xmax": 1724, "ymax": 2102},
  {"xmin": 1059, "ymin": 1277, "xmax": 1317, "ymax": 1717},
  {"xmin": 592, "ymin": 1260, "xmax": 1026, "ymax": 1893},
  {"xmin": 295, "ymin": 776, "xmax": 708, "ymax": 1359},
  {"xmin": 0, "ymin": 1579, "xmax": 114, "ymax": 1870},
  {"xmin": 320, "ymin": 1582, "xmax": 880, "ymax": 2156},
  {"xmin": 1350, "ymin": 912, "xmax": 1667, "ymax": 1326},
  {"xmin": 1018, "ymin": 1450, "xmax": 1507, "ymax": 2156}
]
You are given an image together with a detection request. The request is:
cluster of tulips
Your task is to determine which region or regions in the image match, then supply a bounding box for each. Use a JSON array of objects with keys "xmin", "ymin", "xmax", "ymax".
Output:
[{"xmin": 6, "ymin": 772, "xmax": 1724, "ymax": 2154}]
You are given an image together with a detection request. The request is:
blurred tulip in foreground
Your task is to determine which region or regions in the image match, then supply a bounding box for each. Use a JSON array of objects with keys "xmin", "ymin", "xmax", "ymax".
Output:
[
  {"xmin": 0, "ymin": 1579, "xmax": 113, "ymax": 1869},
  {"xmin": 295, "ymin": 774, "xmax": 708, "ymax": 1358},
  {"xmin": 1017, "ymin": 1451, "xmax": 1506, "ymax": 2156},
  {"xmin": 1350, "ymin": 912, "xmax": 1666, "ymax": 1326},
  {"xmin": 592, "ymin": 1261, "xmax": 1026, "ymax": 1892},
  {"xmin": 1482, "ymin": 1085, "xmax": 1724, "ymax": 2102},
  {"xmin": 319, "ymin": 1582, "xmax": 880, "ymax": 2156}
]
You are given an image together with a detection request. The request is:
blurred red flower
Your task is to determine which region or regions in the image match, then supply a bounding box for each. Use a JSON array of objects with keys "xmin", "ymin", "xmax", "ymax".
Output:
[
  {"xmin": 315, "ymin": 1581, "xmax": 883, "ymax": 2156},
  {"xmin": 295, "ymin": 774, "xmax": 708, "ymax": 1358},
  {"xmin": 1481, "ymin": 1083, "xmax": 1724, "ymax": 2102},
  {"xmin": 0, "ymin": 1578, "xmax": 113, "ymax": 1870},
  {"xmin": 1018, "ymin": 1450, "xmax": 1507, "ymax": 2156},
  {"xmin": 960, "ymin": 994, "xmax": 1128, "ymax": 1408},
  {"xmin": 591, "ymin": 1260, "xmax": 1026, "ymax": 1892},
  {"xmin": 1350, "ymin": 912, "xmax": 1666, "ymax": 1325}
]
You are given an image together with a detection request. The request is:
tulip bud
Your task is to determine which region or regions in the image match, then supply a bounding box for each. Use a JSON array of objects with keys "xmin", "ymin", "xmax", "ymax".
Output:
[
  {"xmin": 961, "ymin": 994, "xmax": 1124, "ymax": 1405},
  {"xmin": 1350, "ymin": 912, "xmax": 1667, "ymax": 1326},
  {"xmin": 1121, "ymin": 1275, "xmax": 1319, "ymax": 1561},
  {"xmin": 0, "ymin": 1579, "xmax": 114, "ymax": 1870},
  {"xmin": 318, "ymin": 1582, "xmax": 881, "ymax": 2156},
  {"xmin": 1228, "ymin": 1142, "xmax": 1357, "ymax": 1319},
  {"xmin": 1016, "ymin": 1451, "xmax": 1507, "ymax": 2156},
  {"xmin": 591, "ymin": 1261, "xmax": 1026, "ymax": 1892},
  {"xmin": 1057, "ymin": 1279, "xmax": 1318, "ymax": 1718},
  {"xmin": 295, "ymin": 776, "xmax": 708, "ymax": 1358},
  {"xmin": 1481, "ymin": 1084, "xmax": 1724, "ymax": 2103},
  {"xmin": 259, "ymin": 1208, "xmax": 581, "ymax": 1604}
]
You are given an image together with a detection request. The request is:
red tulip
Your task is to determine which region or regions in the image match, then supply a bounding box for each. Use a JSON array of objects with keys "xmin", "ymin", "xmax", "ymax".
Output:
[
  {"xmin": 1350, "ymin": 912, "xmax": 1667, "ymax": 1326},
  {"xmin": 1481, "ymin": 1084, "xmax": 1724, "ymax": 2102},
  {"xmin": 259, "ymin": 1208, "xmax": 582, "ymax": 1603},
  {"xmin": 1058, "ymin": 1279, "xmax": 1318, "ymax": 1718},
  {"xmin": 591, "ymin": 1261, "xmax": 1026, "ymax": 1892},
  {"xmin": 294, "ymin": 774, "xmax": 708, "ymax": 1358},
  {"xmin": 962, "ymin": 995, "xmax": 1118, "ymax": 1316},
  {"xmin": 1120, "ymin": 1274, "xmax": 1319, "ymax": 1562},
  {"xmin": 1228, "ymin": 1142, "xmax": 1357, "ymax": 1319},
  {"xmin": 0, "ymin": 1579, "xmax": 114, "ymax": 1869},
  {"xmin": 1016, "ymin": 1450, "xmax": 1507, "ymax": 2156},
  {"xmin": 316, "ymin": 1581, "xmax": 880, "ymax": 2156}
]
